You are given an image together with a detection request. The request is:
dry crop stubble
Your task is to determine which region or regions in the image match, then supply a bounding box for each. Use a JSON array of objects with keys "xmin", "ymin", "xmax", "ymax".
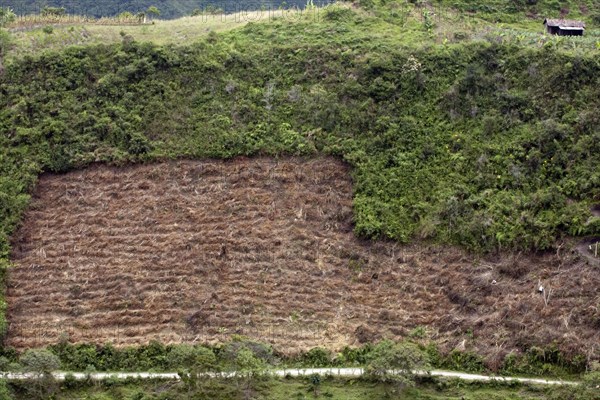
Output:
[{"xmin": 6, "ymin": 157, "xmax": 600, "ymax": 365}]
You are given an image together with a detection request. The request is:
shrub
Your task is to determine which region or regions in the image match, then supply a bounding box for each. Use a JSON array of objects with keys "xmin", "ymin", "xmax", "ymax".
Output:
[
  {"xmin": 41, "ymin": 6, "xmax": 65, "ymax": 17},
  {"xmin": 0, "ymin": 381, "xmax": 12, "ymax": 399},
  {"xmin": 323, "ymin": 6, "xmax": 355, "ymax": 22},
  {"xmin": 364, "ymin": 341, "xmax": 430, "ymax": 392},
  {"xmin": 582, "ymin": 370, "xmax": 600, "ymax": 389},
  {"xmin": 20, "ymin": 349, "xmax": 61, "ymax": 375},
  {"xmin": 166, "ymin": 345, "xmax": 216, "ymax": 371},
  {"xmin": 301, "ymin": 348, "xmax": 332, "ymax": 367},
  {"xmin": 19, "ymin": 349, "xmax": 61, "ymax": 400},
  {"xmin": 127, "ymin": 131, "xmax": 152, "ymax": 155},
  {"xmin": 0, "ymin": 7, "xmax": 16, "ymax": 27},
  {"xmin": 441, "ymin": 350, "xmax": 485, "ymax": 373}
]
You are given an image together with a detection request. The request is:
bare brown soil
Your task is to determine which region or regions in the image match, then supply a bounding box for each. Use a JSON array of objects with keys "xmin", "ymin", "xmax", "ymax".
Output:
[{"xmin": 6, "ymin": 157, "xmax": 600, "ymax": 366}]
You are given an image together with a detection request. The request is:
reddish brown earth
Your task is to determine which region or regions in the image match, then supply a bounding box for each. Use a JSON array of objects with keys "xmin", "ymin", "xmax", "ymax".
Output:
[{"xmin": 6, "ymin": 157, "xmax": 600, "ymax": 365}]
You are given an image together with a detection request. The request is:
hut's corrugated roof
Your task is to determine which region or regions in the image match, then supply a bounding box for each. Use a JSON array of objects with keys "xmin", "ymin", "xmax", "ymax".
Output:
[{"xmin": 543, "ymin": 19, "xmax": 586, "ymax": 28}]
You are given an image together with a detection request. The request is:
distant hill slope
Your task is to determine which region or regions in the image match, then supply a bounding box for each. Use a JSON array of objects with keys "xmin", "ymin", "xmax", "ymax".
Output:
[
  {"xmin": 439, "ymin": 0, "xmax": 597, "ymax": 15},
  {"xmin": 0, "ymin": 0, "xmax": 333, "ymax": 19},
  {"xmin": 1, "ymin": 0, "xmax": 599, "ymax": 19}
]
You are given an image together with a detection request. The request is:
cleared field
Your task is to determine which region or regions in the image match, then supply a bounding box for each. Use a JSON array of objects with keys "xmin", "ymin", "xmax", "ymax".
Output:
[{"xmin": 6, "ymin": 158, "xmax": 599, "ymax": 365}]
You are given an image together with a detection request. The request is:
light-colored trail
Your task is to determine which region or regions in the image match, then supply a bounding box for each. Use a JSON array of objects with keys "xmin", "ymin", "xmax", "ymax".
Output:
[{"xmin": 0, "ymin": 368, "xmax": 578, "ymax": 386}]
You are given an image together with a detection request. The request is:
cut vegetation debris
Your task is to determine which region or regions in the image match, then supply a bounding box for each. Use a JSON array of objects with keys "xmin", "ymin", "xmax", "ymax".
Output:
[{"xmin": 7, "ymin": 158, "xmax": 600, "ymax": 368}]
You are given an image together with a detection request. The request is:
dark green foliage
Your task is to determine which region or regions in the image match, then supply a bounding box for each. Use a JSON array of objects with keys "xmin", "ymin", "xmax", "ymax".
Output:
[
  {"xmin": 14, "ymin": 340, "xmax": 591, "ymax": 383},
  {"xmin": 17, "ymin": 349, "xmax": 61, "ymax": 400},
  {"xmin": 40, "ymin": 7, "xmax": 66, "ymax": 17},
  {"xmin": 322, "ymin": 5, "xmax": 356, "ymax": 22},
  {"xmin": 337, "ymin": 345, "xmax": 373, "ymax": 366},
  {"xmin": 48, "ymin": 340, "xmax": 272, "ymax": 373},
  {"xmin": 166, "ymin": 345, "xmax": 216, "ymax": 371},
  {"xmin": 0, "ymin": 381, "xmax": 12, "ymax": 400},
  {"xmin": 438, "ymin": 350, "xmax": 486, "ymax": 373},
  {"xmin": 364, "ymin": 340, "xmax": 430, "ymax": 391},
  {"xmin": 0, "ymin": 24, "xmax": 597, "ymax": 266},
  {"xmin": 19, "ymin": 349, "xmax": 61, "ymax": 374},
  {"xmin": 300, "ymin": 348, "xmax": 332, "ymax": 367},
  {"xmin": 501, "ymin": 345, "xmax": 588, "ymax": 376},
  {"xmin": 49, "ymin": 341, "xmax": 173, "ymax": 371}
]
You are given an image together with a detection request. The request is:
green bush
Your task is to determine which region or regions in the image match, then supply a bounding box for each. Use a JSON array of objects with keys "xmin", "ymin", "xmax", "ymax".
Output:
[
  {"xmin": 301, "ymin": 348, "xmax": 332, "ymax": 367},
  {"xmin": 364, "ymin": 340, "xmax": 430, "ymax": 393},
  {"xmin": 0, "ymin": 7, "xmax": 16, "ymax": 27},
  {"xmin": 166, "ymin": 345, "xmax": 216, "ymax": 371},
  {"xmin": 0, "ymin": 380, "xmax": 12, "ymax": 400},
  {"xmin": 441, "ymin": 350, "xmax": 485, "ymax": 373},
  {"xmin": 20, "ymin": 349, "xmax": 61, "ymax": 374}
]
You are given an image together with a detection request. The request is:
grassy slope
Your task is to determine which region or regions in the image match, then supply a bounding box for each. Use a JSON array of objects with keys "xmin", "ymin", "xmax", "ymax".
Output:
[
  {"xmin": 5, "ymin": 1, "xmax": 600, "ymax": 59},
  {"xmin": 5, "ymin": 12, "xmax": 269, "ymax": 59},
  {"xmin": 6, "ymin": 377, "xmax": 580, "ymax": 400}
]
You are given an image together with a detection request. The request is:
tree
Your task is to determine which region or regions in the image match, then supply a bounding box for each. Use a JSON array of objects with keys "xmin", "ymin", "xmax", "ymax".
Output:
[
  {"xmin": 20, "ymin": 349, "xmax": 60, "ymax": 375},
  {"xmin": 146, "ymin": 6, "xmax": 160, "ymax": 20},
  {"xmin": 232, "ymin": 347, "xmax": 267, "ymax": 400},
  {"xmin": 40, "ymin": 6, "xmax": 66, "ymax": 17},
  {"xmin": 19, "ymin": 349, "xmax": 61, "ymax": 399},
  {"xmin": 170, "ymin": 345, "xmax": 217, "ymax": 397},
  {"xmin": 167, "ymin": 344, "xmax": 216, "ymax": 371},
  {"xmin": 0, "ymin": 7, "xmax": 16, "ymax": 27},
  {"xmin": 365, "ymin": 341, "xmax": 430, "ymax": 394}
]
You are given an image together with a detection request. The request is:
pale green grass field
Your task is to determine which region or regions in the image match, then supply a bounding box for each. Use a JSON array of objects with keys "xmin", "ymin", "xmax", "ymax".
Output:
[
  {"xmin": 5, "ymin": 3, "xmax": 599, "ymax": 61},
  {"xmin": 5, "ymin": 10, "xmax": 282, "ymax": 59}
]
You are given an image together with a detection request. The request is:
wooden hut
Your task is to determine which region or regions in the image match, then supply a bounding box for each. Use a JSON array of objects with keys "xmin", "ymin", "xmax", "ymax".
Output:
[{"xmin": 543, "ymin": 19, "xmax": 585, "ymax": 36}]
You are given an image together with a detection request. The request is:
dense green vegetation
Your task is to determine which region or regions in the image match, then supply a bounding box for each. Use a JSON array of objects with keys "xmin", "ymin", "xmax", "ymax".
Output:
[
  {"xmin": 0, "ymin": 338, "xmax": 587, "ymax": 378},
  {"xmin": 0, "ymin": 338, "xmax": 598, "ymax": 400}
]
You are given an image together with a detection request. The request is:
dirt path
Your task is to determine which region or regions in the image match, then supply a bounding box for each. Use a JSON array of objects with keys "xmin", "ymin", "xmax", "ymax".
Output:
[{"xmin": 0, "ymin": 368, "xmax": 578, "ymax": 386}]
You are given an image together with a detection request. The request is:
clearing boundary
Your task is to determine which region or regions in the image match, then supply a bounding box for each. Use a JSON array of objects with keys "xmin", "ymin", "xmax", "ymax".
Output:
[{"xmin": 6, "ymin": 158, "xmax": 600, "ymax": 364}]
